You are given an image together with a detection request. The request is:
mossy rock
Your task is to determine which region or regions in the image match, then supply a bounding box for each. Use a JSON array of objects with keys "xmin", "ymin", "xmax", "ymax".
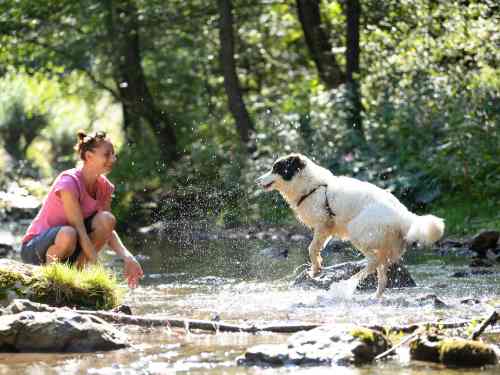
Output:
[
  {"xmin": 410, "ymin": 333, "xmax": 498, "ymax": 367},
  {"xmin": 350, "ymin": 327, "xmax": 377, "ymax": 344},
  {"xmin": 240, "ymin": 324, "xmax": 392, "ymax": 367},
  {"xmin": 439, "ymin": 338, "xmax": 498, "ymax": 367},
  {"xmin": 0, "ymin": 259, "xmax": 124, "ymax": 310},
  {"xmin": 410, "ymin": 333, "xmax": 442, "ymax": 362}
]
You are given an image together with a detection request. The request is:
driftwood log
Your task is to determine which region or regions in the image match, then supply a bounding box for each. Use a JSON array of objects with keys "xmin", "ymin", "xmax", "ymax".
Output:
[
  {"xmin": 4, "ymin": 300, "xmax": 498, "ymax": 336},
  {"xmin": 72, "ymin": 310, "xmax": 321, "ymax": 333},
  {"xmin": 73, "ymin": 309, "xmax": 498, "ymax": 336}
]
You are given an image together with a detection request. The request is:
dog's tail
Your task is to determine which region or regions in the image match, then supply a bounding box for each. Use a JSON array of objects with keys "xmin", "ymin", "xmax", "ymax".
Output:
[{"xmin": 405, "ymin": 214, "xmax": 445, "ymax": 246}]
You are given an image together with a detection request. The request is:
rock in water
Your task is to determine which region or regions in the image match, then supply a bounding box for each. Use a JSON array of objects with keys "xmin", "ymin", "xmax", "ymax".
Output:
[
  {"xmin": 0, "ymin": 310, "xmax": 129, "ymax": 352},
  {"xmin": 238, "ymin": 324, "xmax": 391, "ymax": 367},
  {"xmin": 293, "ymin": 260, "xmax": 416, "ymax": 290},
  {"xmin": 469, "ymin": 230, "xmax": 500, "ymax": 257}
]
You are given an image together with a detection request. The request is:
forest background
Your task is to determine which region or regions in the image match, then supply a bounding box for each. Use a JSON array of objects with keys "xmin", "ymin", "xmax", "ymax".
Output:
[{"xmin": 0, "ymin": 0, "xmax": 498, "ymax": 236}]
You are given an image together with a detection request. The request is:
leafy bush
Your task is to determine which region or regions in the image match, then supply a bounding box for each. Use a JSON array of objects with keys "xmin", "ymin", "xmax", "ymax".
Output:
[{"xmin": 0, "ymin": 84, "xmax": 48, "ymax": 161}]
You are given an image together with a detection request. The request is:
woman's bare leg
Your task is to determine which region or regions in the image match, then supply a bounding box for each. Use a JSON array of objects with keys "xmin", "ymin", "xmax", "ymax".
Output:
[
  {"xmin": 75, "ymin": 211, "xmax": 116, "ymax": 268},
  {"xmin": 45, "ymin": 226, "xmax": 78, "ymax": 264}
]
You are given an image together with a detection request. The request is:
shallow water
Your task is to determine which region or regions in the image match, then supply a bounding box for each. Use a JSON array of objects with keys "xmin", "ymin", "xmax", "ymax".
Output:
[{"xmin": 1, "ymin": 236, "xmax": 499, "ymax": 374}]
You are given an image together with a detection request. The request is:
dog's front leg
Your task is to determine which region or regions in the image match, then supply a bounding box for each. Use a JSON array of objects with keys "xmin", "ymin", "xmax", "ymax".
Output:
[{"xmin": 308, "ymin": 229, "xmax": 330, "ymax": 277}]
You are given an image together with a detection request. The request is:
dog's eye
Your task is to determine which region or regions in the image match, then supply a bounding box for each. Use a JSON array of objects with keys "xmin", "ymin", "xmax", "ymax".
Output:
[{"xmin": 272, "ymin": 160, "xmax": 285, "ymax": 174}]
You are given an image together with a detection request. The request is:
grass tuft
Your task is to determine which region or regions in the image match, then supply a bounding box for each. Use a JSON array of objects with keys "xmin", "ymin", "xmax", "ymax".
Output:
[{"xmin": 3, "ymin": 262, "xmax": 127, "ymax": 310}]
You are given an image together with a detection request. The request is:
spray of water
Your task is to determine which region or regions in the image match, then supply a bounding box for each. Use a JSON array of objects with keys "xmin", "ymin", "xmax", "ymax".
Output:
[{"xmin": 317, "ymin": 277, "xmax": 359, "ymax": 304}]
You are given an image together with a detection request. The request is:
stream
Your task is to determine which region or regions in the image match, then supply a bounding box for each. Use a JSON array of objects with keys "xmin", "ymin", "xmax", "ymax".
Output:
[{"xmin": 1, "ymin": 234, "xmax": 499, "ymax": 374}]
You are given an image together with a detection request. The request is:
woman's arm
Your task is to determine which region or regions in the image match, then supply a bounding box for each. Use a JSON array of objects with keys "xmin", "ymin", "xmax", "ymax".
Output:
[
  {"xmin": 104, "ymin": 199, "xmax": 144, "ymax": 288},
  {"xmin": 59, "ymin": 190, "xmax": 98, "ymax": 264},
  {"xmin": 108, "ymin": 229, "xmax": 135, "ymax": 260}
]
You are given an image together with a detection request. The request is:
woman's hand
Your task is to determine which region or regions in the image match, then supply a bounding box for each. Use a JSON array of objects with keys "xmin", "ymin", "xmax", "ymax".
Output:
[
  {"xmin": 123, "ymin": 256, "xmax": 144, "ymax": 288},
  {"xmin": 82, "ymin": 242, "xmax": 98, "ymax": 264}
]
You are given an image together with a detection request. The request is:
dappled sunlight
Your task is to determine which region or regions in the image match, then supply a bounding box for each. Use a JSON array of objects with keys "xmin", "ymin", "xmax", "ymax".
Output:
[{"xmin": 1, "ymin": 0, "xmax": 498, "ymax": 373}]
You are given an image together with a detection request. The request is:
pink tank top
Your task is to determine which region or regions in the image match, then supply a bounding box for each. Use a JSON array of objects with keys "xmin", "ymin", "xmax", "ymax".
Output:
[{"xmin": 22, "ymin": 168, "xmax": 115, "ymax": 244}]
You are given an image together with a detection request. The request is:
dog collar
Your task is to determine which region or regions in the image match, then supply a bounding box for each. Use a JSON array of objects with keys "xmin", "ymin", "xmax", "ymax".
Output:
[{"xmin": 296, "ymin": 184, "xmax": 335, "ymax": 217}]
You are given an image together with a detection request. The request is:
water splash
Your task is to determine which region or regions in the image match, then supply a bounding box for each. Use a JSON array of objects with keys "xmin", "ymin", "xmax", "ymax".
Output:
[{"xmin": 325, "ymin": 277, "xmax": 359, "ymax": 300}]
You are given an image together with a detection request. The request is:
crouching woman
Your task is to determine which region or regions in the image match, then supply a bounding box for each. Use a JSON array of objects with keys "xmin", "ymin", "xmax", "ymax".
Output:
[{"xmin": 20, "ymin": 130, "xmax": 143, "ymax": 288}]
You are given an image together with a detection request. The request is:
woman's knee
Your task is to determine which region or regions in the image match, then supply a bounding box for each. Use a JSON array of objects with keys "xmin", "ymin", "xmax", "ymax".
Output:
[
  {"xmin": 55, "ymin": 226, "xmax": 77, "ymax": 251},
  {"xmin": 92, "ymin": 211, "xmax": 116, "ymax": 233}
]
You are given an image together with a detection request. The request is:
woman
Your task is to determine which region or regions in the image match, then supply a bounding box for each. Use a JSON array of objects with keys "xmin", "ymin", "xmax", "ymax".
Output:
[{"xmin": 21, "ymin": 130, "xmax": 144, "ymax": 288}]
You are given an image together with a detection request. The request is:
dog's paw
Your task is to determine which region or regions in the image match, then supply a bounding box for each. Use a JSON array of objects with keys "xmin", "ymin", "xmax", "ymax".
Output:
[
  {"xmin": 372, "ymin": 291, "xmax": 385, "ymax": 300},
  {"xmin": 308, "ymin": 267, "xmax": 322, "ymax": 278}
]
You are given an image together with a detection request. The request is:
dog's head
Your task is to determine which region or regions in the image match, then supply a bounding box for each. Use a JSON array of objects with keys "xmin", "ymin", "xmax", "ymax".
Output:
[{"xmin": 256, "ymin": 154, "xmax": 307, "ymax": 192}]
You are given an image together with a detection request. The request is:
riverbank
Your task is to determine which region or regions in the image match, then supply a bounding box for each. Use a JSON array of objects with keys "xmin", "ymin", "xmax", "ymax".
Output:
[{"xmin": 0, "ymin": 259, "xmax": 123, "ymax": 310}]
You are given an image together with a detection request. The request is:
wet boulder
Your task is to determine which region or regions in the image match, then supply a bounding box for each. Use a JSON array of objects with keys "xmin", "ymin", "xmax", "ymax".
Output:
[
  {"xmin": 0, "ymin": 309, "xmax": 129, "ymax": 352},
  {"xmin": 414, "ymin": 294, "xmax": 449, "ymax": 308},
  {"xmin": 238, "ymin": 324, "xmax": 391, "ymax": 367},
  {"xmin": 293, "ymin": 260, "xmax": 416, "ymax": 290},
  {"xmin": 409, "ymin": 332, "xmax": 442, "ymax": 362},
  {"xmin": 435, "ymin": 238, "xmax": 475, "ymax": 257},
  {"xmin": 1, "ymin": 299, "xmax": 57, "ymax": 316},
  {"xmin": 0, "ymin": 243, "xmax": 13, "ymax": 258},
  {"xmin": 451, "ymin": 269, "xmax": 494, "ymax": 278},
  {"xmin": 0, "ymin": 231, "xmax": 15, "ymax": 258},
  {"xmin": 259, "ymin": 246, "xmax": 288, "ymax": 259},
  {"xmin": 0, "ymin": 184, "xmax": 41, "ymax": 221},
  {"xmin": 410, "ymin": 333, "xmax": 498, "ymax": 367},
  {"xmin": 469, "ymin": 230, "xmax": 499, "ymax": 258}
]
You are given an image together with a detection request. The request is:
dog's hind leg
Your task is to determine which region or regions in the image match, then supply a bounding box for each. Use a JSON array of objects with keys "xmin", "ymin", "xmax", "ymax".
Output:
[
  {"xmin": 308, "ymin": 228, "xmax": 331, "ymax": 277},
  {"xmin": 375, "ymin": 263, "xmax": 388, "ymax": 299},
  {"xmin": 349, "ymin": 254, "xmax": 378, "ymax": 287}
]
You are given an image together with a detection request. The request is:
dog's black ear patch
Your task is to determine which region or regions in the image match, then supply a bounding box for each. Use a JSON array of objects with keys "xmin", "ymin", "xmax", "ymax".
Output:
[{"xmin": 272, "ymin": 155, "xmax": 306, "ymax": 180}]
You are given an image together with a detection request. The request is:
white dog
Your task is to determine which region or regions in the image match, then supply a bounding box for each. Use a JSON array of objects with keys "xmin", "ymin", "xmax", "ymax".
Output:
[{"xmin": 256, "ymin": 153, "xmax": 444, "ymax": 298}]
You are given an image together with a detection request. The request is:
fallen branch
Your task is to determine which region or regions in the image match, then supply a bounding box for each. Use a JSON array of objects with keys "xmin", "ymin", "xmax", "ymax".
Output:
[
  {"xmin": 8, "ymin": 298, "xmax": 497, "ymax": 337},
  {"xmin": 371, "ymin": 319, "xmax": 473, "ymax": 335},
  {"xmin": 74, "ymin": 308, "xmax": 499, "ymax": 338},
  {"xmin": 73, "ymin": 309, "xmax": 321, "ymax": 333},
  {"xmin": 375, "ymin": 330, "xmax": 421, "ymax": 361},
  {"xmin": 470, "ymin": 310, "xmax": 499, "ymax": 340}
]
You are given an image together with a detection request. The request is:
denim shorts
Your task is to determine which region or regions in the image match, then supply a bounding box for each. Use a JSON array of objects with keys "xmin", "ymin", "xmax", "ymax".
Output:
[{"xmin": 21, "ymin": 213, "xmax": 95, "ymax": 265}]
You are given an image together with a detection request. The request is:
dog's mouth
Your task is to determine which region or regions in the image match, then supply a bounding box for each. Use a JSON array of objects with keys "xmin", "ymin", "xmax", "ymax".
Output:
[{"xmin": 263, "ymin": 181, "xmax": 274, "ymax": 189}]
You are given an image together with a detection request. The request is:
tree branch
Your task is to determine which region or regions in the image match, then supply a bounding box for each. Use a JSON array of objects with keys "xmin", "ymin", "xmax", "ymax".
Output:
[{"xmin": 20, "ymin": 38, "xmax": 121, "ymax": 101}]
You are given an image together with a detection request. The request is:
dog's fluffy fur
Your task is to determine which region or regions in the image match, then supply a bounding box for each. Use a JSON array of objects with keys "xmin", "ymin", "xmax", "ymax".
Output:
[{"xmin": 256, "ymin": 153, "xmax": 445, "ymax": 298}]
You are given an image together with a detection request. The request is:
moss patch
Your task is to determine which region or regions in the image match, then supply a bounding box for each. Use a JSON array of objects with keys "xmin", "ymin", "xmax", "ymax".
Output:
[
  {"xmin": 1, "ymin": 262, "xmax": 124, "ymax": 310},
  {"xmin": 350, "ymin": 327, "xmax": 376, "ymax": 344},
  {"xmin": 438, "ymin": 338, "xmax": 498, "ymax": 367},
  {"xmin": 410, "ymin": 333, "xmax": 498, "ymax": 367}
]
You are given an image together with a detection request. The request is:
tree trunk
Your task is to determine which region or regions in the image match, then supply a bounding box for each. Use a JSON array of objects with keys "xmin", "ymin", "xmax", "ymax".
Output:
[
  {"xmin": 345, "ymin": 0, "xmax": 364, "ymax": 138},
  {"xmin": 217, "ymin": 0, "xmax": 255, "ymax": 152},
  {"xmin": 105, "ymin": 0, "xmax": 178, "ymax": 161},
  {"xmin": 296, "ymin": 0, "xmax": 344, "ymax": 89}
]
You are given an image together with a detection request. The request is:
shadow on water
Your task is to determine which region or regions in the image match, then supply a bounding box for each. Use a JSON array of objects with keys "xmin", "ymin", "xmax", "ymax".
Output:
[{"xmin": 1, "ymin": 233, "xmax": 499, "ymax": 374}]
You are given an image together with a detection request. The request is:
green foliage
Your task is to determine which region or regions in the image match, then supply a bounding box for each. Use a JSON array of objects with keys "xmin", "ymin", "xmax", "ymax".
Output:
[
  {"xmin": 429, "ymin": 193, "xmax": 500, "ymax": 237},
  {"xmin": 0, "ymin": 81, "xmax": 49, "ymax": 160},
  {"xmin": 0, "ymin": 0, "xmax": 498, "ymax": 235}
]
